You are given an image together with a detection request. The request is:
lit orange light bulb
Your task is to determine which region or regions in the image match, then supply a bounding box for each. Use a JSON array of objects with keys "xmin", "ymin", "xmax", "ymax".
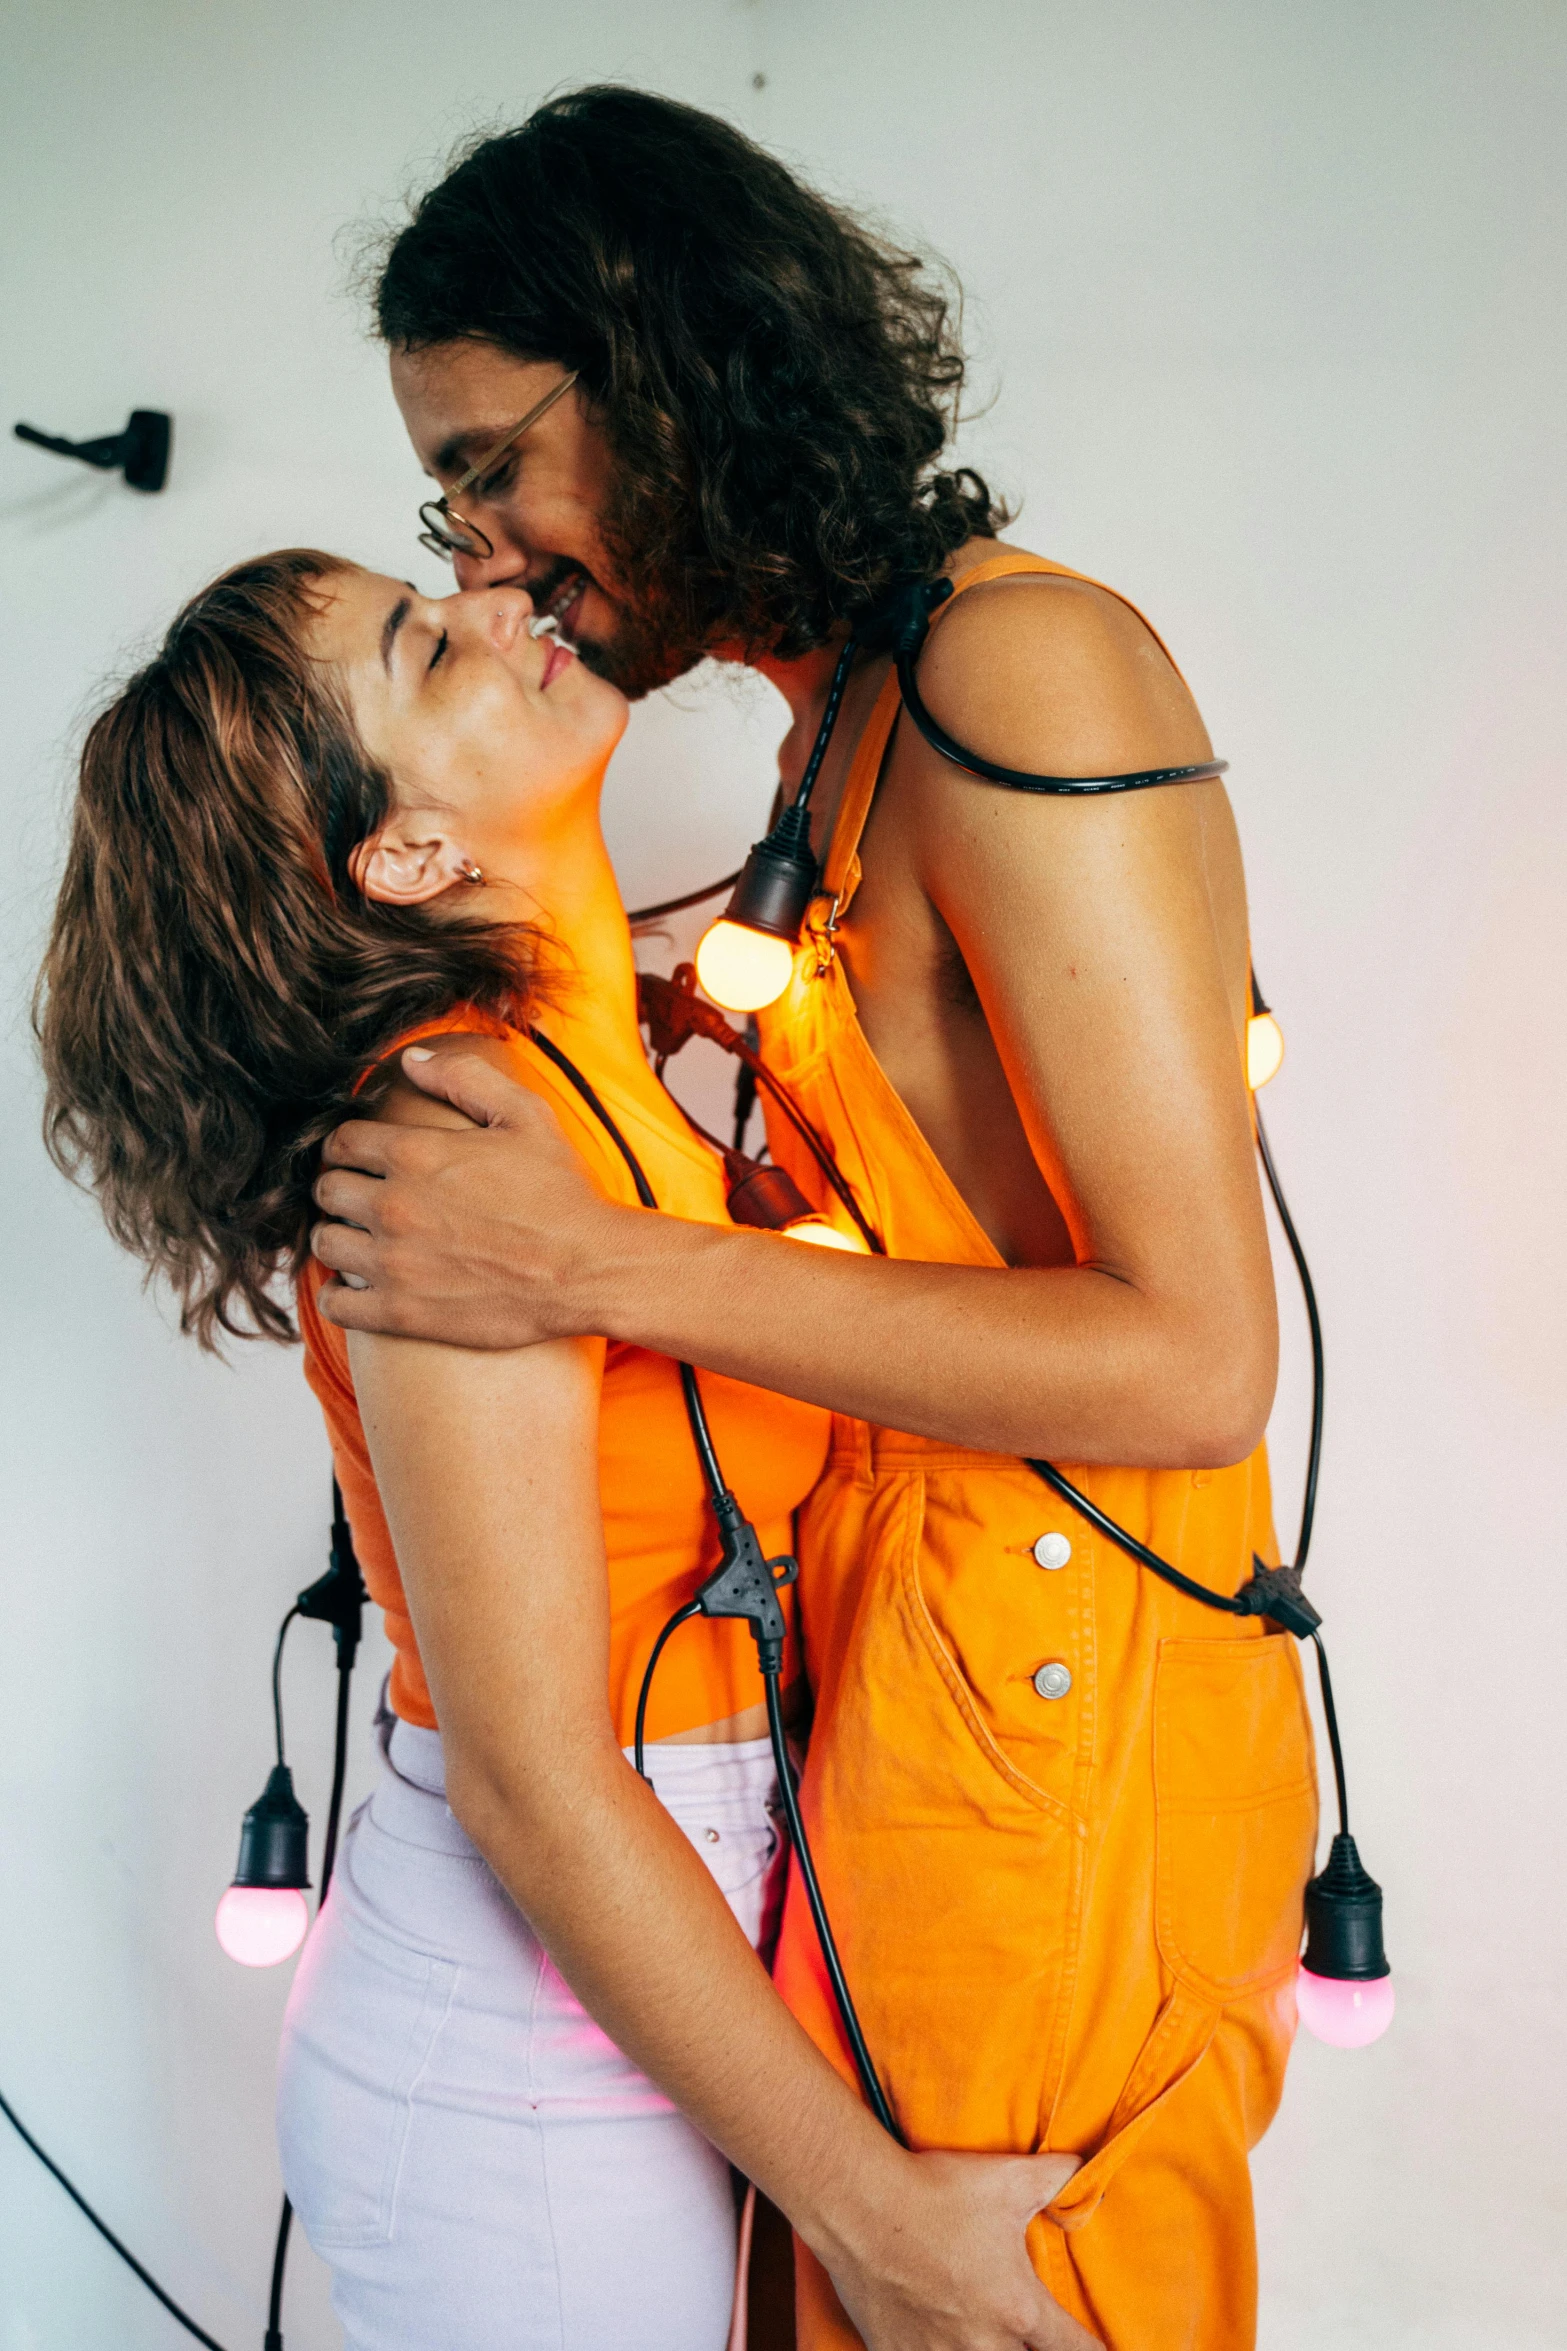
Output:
[
  {"xmin": 694, "ymin": 919, "xmax": 796, "ymax": 1013},
  {"xmin": 1247, "ymin": 1011, "xmax": 1285, "ymax": 1090},
  {"xmin": 783, "ymin": 1216, "xmax": 868, "ymax": 1253}
]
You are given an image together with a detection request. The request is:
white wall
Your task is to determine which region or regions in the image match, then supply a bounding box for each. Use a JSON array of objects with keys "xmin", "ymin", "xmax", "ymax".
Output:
[{"xmin": 2, "ymin": 5, "xmax": 1562, "ymax": 2346}]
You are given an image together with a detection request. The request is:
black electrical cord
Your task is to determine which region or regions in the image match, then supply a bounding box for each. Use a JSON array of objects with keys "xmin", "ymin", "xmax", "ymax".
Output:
[
  {"xmin": 264, "ymin": 1650, "xmax": 358, "ymax": 2351},
  {"xmin": 270, "ymin": 1607, "xmax": 298, "ymax": 1769},
  {"xmin": 762, "ymin": 1673, "xmax": 901, "ymax": 2142},
  {"xmin": 0, "ymin": 2088, "xmax": 234, "ymax": 2351},
  {"xmin": 895, "ymin": 651, "xmax": 1230, "ymax": 794},
  {"xmin": 268, "ymin": 1483, "xmax": 365, "ymax": 2351},
  {"xmin": 1255, "ymin": 1103, "xmax": 1324, "ymax": 1577},
  {"xmin": 0, "ymin": 1489, "xmax": 367, "ymax": 2351},
  {"xmin": 529, "ymin": 1024, "xmax": 902, "ymax": 2142},
  {"xmin": 632, "ymin": 1600, "xmax": 704, "ymax": 1780},
  {"xmin": 732, "ymin": 1026, "xmax": 760, "ymax": 1153},
  {"xmin": 265, "ymin": 1686, "xmax": 354, "ymax": 2350},
  {"xmin": 2, "ymin": 1500, "xmax": 364, "ymax": 2351},
  {"xmin": 628, "ymin": 871, "xmax": 742, "ymax": 925},
  {"xmin": 737, "ymin": 1045, "xmax": 885, "ymax": 1255},
  {"xmin": 790, "ymin": 637, "xmax": 860, "ymax": 819},
  {"xmin": 1311, "ymin": 1633, "xmax": 1350, "ymax": 1839}
]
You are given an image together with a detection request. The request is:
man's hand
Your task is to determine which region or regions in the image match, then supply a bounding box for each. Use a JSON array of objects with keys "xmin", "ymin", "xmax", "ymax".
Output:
[
  {"xmin": 826, "ymin": 2148, "xmax": 1100, "ymax": 2351},
  {"xmin": 312, "ymin": 1046, "xmax": 627, "ymax": 1347}
]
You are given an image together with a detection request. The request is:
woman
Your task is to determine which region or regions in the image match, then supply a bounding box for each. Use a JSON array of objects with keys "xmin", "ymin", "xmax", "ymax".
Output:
[{"xmin": 36, "ymin": 551, "xmax": 1089, "ymax": 2351}]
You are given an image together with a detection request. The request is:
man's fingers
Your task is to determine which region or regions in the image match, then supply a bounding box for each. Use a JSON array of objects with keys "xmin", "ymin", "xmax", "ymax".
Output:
[
  {"xmin": 398, "ymin": 1045, "xmax": 544, "ymax": 1130},
  {"xmin": 310, "ymin": 1219, "xmax": 377, "ymax": 1279},
  {"xmin": 315, "ymin": 1275, "xmax": 404, "ymax": 1335},
  {"xmin": 313, "ymin": 1166, "xmax": 390, "ymax": 1226},
  {"xmin": 320, "ymin": 1116, "xmax": 400, "ymax": 1174}
]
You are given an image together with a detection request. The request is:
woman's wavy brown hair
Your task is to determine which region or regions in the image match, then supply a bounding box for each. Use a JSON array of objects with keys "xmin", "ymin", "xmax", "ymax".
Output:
[
  {"xmin": 374, "ymin": 85, "xmax": 1008, "ymax": 676},
  {"xmin": 36, "ymin": 550, "xmax": 546, "ymax": 1349}
]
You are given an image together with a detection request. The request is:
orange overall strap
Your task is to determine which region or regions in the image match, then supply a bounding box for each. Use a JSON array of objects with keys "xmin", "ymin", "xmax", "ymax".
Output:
[{"xmin": 818, "ymin": 552, "xmax": 1188, "ymax": 925}]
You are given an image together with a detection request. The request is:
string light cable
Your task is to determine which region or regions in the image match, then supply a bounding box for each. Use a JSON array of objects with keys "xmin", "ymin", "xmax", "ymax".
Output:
[
  {"xmin": 2, "ymin": 1493, "xmax": 366, "ymax": 2351},
  {"xmin": 526, "ymin": 1025, "xmax": 904, "ymax": 2143}
]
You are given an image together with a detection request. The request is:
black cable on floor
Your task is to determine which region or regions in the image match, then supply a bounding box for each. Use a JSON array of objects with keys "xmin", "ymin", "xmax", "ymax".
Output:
[{"xmin": 0, "ymin": 2086, "xmax": 234, "ymax": 2351}]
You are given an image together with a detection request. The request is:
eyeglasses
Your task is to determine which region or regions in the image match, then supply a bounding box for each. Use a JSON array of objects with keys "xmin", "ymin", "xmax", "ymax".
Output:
[{"xmin": 417, "ymin": 371, "xmax": 580, "ymax": 562}]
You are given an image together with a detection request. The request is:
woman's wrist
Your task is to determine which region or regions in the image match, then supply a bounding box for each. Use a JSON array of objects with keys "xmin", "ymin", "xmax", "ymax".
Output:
[{"xmin": 783, "ymin": 2124, "xmax": 920, "ymax": 2280}]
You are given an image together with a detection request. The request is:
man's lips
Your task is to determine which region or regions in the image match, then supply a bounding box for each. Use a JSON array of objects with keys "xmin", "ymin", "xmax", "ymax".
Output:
[{"xmin": 541, "ymin": 571, "xmax": 589, "ymax": 644}]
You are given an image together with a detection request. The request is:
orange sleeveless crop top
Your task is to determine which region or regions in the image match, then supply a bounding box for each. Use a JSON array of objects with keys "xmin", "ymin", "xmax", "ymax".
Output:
[{"xmin": 297, "ymin": 1025, "xmax": 830, "ymax": 1746}]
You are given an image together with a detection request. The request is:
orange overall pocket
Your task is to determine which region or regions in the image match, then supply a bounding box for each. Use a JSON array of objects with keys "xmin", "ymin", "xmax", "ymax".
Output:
[
  {"xmin": 1049, "ymin": 1631, "xmax": 1317, "ymax": 2232},
  {"xmin": 1152, "ymin": 1631, "xmax": 1318, "ymax": 2003}
]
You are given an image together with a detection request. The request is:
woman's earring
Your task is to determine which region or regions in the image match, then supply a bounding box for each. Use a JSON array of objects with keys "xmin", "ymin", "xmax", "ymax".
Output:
[{"xmin": 461, "ymin": 861, "xmax": 484, "ymax": 887}]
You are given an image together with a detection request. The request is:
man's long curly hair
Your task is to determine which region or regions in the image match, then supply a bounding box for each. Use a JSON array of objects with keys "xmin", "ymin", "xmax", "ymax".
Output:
[
  {"xmin": 36, "ymin": 552, "xmax": 545, "ymax": 1349},
  {"xmin": 375, "ymin": 86, "xmax": 1007, "ymax": 672}
]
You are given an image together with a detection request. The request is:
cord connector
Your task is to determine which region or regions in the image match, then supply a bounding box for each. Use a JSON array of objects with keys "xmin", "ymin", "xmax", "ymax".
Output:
[
  {"xmin": 295, "ymin": 1497, "xmax": 367, "ymax": 1670},
  {"xmin": 695, "ymin": 1496, "xmax": 796, "ymax": 1676},
  {"xmin": 1233, "ymin": 1556, "xmax": 1323, "ymax": 1640}
]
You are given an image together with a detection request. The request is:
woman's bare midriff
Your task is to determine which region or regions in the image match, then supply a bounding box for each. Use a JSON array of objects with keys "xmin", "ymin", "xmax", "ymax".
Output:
[{"xmin": 650, "ymin": 1681, "xmax": 807, "ymax": 1747}]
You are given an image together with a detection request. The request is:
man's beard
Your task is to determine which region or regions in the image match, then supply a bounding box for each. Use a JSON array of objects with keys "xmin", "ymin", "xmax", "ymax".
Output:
[{"xmin": 529, "ymin": 556, "xmax": 706, "ymax": 702}]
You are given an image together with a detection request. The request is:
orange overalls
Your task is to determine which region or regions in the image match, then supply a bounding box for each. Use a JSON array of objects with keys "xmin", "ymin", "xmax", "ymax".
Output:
[{"xmin": 758, "ymin": 554, "xmax": 1319, "ymax": 2351}]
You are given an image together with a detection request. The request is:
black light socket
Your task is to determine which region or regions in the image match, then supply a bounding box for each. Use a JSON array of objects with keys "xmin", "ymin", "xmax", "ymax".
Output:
[
  {"xmin": 722, "ymin": 800, "xmax": 819, "ymax": 942},
  {"xmin": 232, "ymin": 1764, "xmax": 311, "ymax": 1892},
  {"xmin": 724, "ymin": 1158, "xmax": 816, "ymax": 1232},
  {"xmin": 1302, "ymin": 1831, "xmax": 1389, "ymax": 1981}
]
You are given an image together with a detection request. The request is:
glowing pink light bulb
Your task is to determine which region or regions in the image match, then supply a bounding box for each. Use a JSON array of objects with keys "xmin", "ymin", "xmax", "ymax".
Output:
[
  {"xmin": 1296, "ymin": 1962, "xmax": 1395, "ymax": 2047},
  {"xmin": 214, "ymin": 1884, "xmax": 309, "ymax": 1968},
  {"xmin": 218, "ymin": 1763, "xmax": 311, "ymax": 1965}
]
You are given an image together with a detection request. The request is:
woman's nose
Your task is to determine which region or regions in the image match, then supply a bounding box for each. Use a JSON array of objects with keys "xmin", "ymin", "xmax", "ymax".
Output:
[{"xmin": 451, "ymin": 585, "xmax": 534, "ymax": 648}]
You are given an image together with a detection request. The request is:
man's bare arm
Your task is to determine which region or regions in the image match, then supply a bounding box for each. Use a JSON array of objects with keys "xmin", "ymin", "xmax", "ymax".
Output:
[{"xmin": 314, "ymin": 587, "xmax": 1275, "ymax": 1467}]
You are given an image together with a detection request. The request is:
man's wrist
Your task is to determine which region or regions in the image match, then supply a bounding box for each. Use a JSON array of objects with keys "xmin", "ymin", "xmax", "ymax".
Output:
[{"xmin": 566, "ymin": 1201, "xmax": 725, "ymax": 1349}]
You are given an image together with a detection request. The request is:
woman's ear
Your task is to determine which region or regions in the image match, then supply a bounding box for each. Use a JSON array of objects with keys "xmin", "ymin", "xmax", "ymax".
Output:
[{"xmin": 349, "ymin": 823, "xmax": 477, "ymax": 907}]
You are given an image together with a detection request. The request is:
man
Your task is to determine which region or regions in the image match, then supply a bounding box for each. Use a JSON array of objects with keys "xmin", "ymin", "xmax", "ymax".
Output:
[{"xmin": 317, "ymin": 87, "xmax": 1316, "ymax": 2348}]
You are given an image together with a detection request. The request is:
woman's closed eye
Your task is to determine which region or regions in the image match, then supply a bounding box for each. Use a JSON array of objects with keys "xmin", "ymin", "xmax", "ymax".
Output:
[{"xmin": 427, "ymin": 629, "xmax": 450, "ymax": 675}]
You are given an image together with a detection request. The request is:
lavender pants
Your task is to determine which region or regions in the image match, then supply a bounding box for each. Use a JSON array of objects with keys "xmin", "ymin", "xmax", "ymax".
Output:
[{"xmin": 277, "ymin": 1717, "xmax": 785, "ymax": 2350}]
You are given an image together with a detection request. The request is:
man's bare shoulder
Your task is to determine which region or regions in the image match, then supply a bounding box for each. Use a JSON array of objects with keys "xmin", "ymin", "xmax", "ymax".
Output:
[{"xmin": 916, "ymin": 543, "xmax": 1213, "ymax": 779}]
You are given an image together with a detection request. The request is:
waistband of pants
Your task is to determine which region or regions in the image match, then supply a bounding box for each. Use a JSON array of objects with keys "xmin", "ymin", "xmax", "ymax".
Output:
[{"xmin": 386, "ymin": 1714, "xmax": 777, "ymax": 1805}]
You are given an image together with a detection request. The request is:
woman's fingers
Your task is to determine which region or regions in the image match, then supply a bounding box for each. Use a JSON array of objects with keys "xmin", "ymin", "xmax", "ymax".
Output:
[
  {"xmin": 1013, "ymin": 2156, "xmax": 1099, "ymax": 2350},
  {"xmin": 832, "ymin": 2145, "xmax": 1102, "ymax": 2351},
  {"xmin": 1015, "ymin": 2149, "xmax": 1081, "ymax": 2220},
  {"xmin": 1025, "ymin": 2298, "xmax": 1102, "ymax": 2351}
]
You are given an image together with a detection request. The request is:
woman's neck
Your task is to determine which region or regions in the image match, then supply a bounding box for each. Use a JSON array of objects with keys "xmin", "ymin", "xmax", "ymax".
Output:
[{"xmin": 478, "ymin": 795, "xmax": 654, "ymax": 1098}]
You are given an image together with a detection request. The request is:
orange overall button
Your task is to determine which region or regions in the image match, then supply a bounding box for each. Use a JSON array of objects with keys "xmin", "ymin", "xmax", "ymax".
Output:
[
  {"xmin": 1033, "ymin": 1662, "xmax": 1073, "ymax": 1700},
  {"xmin": 1032, "ymin": 1532, "xmax": 1072, "ymax": 1570}
]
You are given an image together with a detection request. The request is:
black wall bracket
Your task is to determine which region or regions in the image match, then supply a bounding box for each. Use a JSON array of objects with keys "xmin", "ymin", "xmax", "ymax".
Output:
[{"xmin": 13, "ymin": 409, "xmax": 171, "ymax": 493}]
